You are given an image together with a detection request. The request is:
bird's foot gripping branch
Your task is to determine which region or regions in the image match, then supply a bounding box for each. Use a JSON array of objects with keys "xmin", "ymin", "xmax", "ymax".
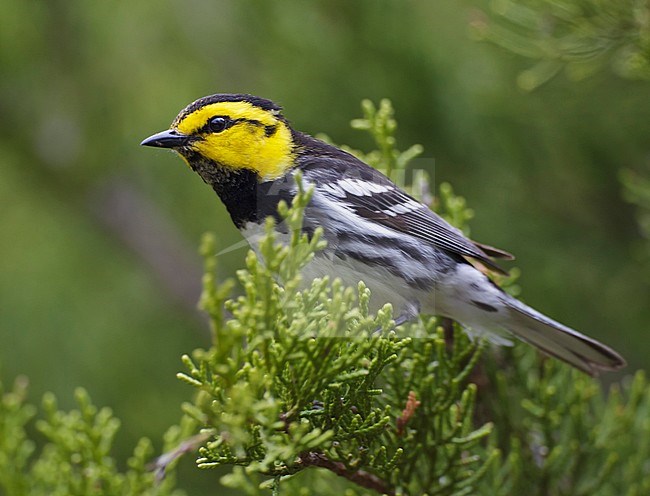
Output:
[{"xmin": 177, "ymin": 178, "xmax": 494, "ymax": 495}]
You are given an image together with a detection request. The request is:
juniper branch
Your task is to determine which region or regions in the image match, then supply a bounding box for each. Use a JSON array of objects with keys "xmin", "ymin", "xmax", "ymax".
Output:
[{"xmin": 297, "ymin": 452, "xmax": 395, "ymax": 496}]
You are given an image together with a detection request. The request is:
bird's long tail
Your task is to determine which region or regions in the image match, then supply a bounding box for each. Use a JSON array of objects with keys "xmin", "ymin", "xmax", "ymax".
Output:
[{"xmin": 502, "ymin": 297, "xmax": 626, "ymax": 376}]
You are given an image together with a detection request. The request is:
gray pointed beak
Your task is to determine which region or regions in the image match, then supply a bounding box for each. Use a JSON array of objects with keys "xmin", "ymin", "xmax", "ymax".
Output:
[{"xmin": 140, "ymin": 129, "xmax": 189, "ymax": 148}]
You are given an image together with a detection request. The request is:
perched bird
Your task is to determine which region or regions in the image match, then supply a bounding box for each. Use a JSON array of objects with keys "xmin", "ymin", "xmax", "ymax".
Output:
[{"xmin": 141, "ymin": 93, "xmax": 626, "ymax": 375}]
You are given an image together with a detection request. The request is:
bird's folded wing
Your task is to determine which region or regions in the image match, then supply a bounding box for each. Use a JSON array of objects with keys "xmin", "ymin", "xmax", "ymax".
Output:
[{"xmin": 311, "ymin": 169, "xmax": 511, "ymax": 275}]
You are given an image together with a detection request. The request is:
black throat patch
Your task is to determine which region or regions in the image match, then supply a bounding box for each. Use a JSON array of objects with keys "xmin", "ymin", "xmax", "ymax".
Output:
[{"xmin": 181, "ymin": 151, "xmax": 295, "ymax": 229}]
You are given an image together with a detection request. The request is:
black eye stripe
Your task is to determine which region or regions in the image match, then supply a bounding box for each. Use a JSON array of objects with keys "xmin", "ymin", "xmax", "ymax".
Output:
[{"xmin": 199, "ymin": 117, "xmax": 275, "ymax": 135}]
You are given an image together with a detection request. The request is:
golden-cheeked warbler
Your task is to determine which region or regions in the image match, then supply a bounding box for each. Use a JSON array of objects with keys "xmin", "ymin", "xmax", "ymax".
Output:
[{"xmin": 141, "ymin": 93, "xmax": 625, "ymax": 375}]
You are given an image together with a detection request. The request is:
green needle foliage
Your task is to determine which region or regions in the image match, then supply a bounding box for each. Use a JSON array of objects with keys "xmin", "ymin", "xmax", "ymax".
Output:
[
  {"xmin": 472, "ymin": 0, "xmax": 650, "ymax": 88},
  {"xmin": 1, "ymin": 100, "xmax": 650, "ymax": 496},
  {"xmin": 480, "ymin": 347, "xmax": 650, "ymax": 496},
  {"xmin": 0, "ymin": 378, "xmax": 185, "ymax": 496}
]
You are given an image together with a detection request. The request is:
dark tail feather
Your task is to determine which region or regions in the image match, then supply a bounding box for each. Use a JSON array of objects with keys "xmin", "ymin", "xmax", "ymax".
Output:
[
  {"xmin": 473, "ymin": 241, "xmax": 515, "ymax": 260},
  {"xmin": 503, "ymin": 298, "xmax": 626, "ymax": 376}
]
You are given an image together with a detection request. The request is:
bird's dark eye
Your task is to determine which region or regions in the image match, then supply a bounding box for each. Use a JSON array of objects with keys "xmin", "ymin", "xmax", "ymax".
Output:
[{"xmin": 208, "ymin": 116, "xmax": 229, "ymax": 133}]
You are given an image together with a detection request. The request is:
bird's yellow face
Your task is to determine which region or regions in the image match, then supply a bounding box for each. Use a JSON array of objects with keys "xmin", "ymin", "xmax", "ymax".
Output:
[{"xmin": 142, "ymin": 96, "xmax": 295, "ymax": 180}]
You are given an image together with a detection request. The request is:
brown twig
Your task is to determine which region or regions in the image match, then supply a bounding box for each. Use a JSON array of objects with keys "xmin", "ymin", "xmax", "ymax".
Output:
[
  {"xmin": 149, "ymin": 431, "xmax": 215, "ymax": 482},
  {"xmin": 396, "ymin": 391, "xmax": 421, "ymax": 437},
  {"xmin": 298, "ymin": 452, "xmax": 395, "ymax": 495}
]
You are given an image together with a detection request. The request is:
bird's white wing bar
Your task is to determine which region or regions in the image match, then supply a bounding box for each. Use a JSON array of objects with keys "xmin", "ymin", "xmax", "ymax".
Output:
[{"xmin": 308, "ymin": 172, "xmax": 509, "ymax": 275}]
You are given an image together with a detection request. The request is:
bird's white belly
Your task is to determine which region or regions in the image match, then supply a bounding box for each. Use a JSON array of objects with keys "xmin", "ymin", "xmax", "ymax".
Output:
[
  {"xmin": 301, "ymin": 253, "xmax": 416, "ymax": 315},
  {"xmin": 240, "ymin": 221, "xmax": 418, "ymax": 314}
]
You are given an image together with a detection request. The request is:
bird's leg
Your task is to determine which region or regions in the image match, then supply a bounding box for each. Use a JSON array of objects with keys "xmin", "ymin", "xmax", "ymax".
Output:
[
  {"xmin": 393, "ymin": 312, "xmax": 415, "ymax": 327},
  {"xmin": 440, "ymin": 317, "xmax": 455, "ymax": 349},
  {"xmin": 374, "ymin": 300, "xmax": 420, "ymax": 334}
]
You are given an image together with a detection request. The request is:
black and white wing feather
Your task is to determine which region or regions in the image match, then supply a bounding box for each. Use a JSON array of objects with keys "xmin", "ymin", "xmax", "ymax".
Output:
[{"xmin": 296, "ymin": 146, "xmax": 512, "ymax": 274}]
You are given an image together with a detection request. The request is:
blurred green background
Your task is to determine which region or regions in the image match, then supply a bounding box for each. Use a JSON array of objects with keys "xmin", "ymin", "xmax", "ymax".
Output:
[{"xmin": 1, "ymin": 0, "xmax": 648, "ymax": 493}]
